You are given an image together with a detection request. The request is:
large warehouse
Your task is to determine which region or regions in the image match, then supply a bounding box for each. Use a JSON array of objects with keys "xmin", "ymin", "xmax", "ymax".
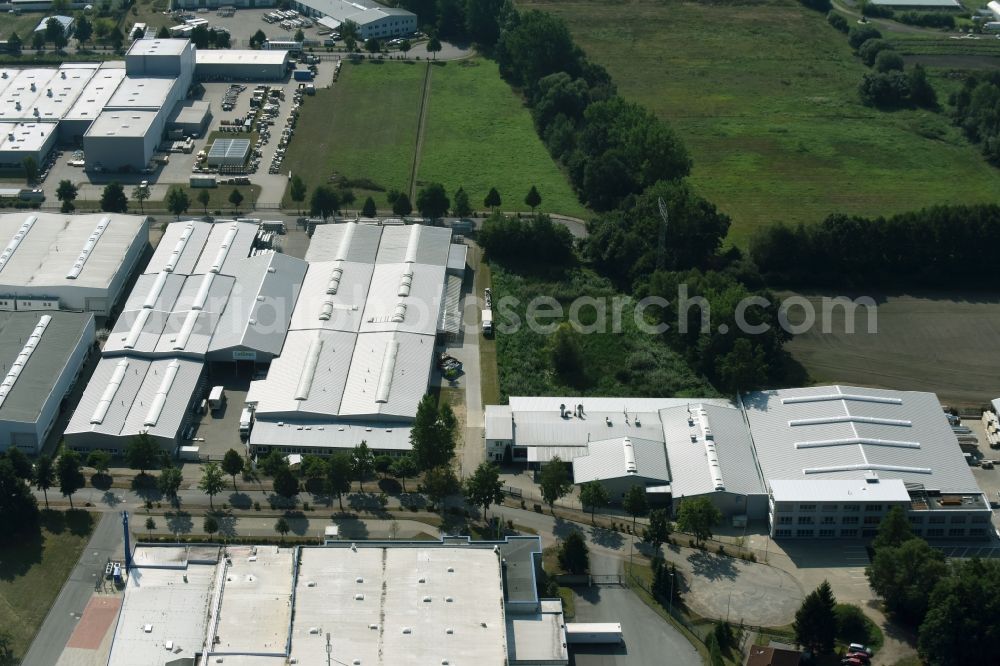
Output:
[
  {"xmin": 107, "ymin": 537, "xmax": 567, "ymax": 666},
  {"xmin": 0, "ymin": 311, "xmax": 94, "ymax": 454},
  {"xmin": 486, "ymin": 385, "xmax": 992, "ymax": 540},
  {"xmin": 195, "ymin": 49, "xmax": 289, "ymax": 81},
  {"xmin": 0, "ymin": 212, "xmax": 149, "ymax": 316},
  {"xmin": 246, "ymin": 222, "xmax": 466, "ymax": 457},
  {"xmin": 64, "ymin": 219, "xmax": 306, "ymax": 454},
  {"xmin": 298, "ymin": 0, "xmax": 417, "ymax": 39}
]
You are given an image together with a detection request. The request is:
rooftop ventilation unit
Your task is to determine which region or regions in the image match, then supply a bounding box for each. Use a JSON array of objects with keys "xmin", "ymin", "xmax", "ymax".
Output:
[
  {"xmin": 781, "ymin": 393, "xmax": 902, "ymax": 406},
  {"xmin": 191, "ymin": 272, "xmax": 216, "ymax": 311},
  {"xmin": 403, "ymin": 224, "xmax": 421, "ymax": 264},
  {"xmin": 143, "ymin": 271, "xmax": 169, "ymax": 309},
  {"xmin": 0, "ymin": 215, "xmax": 36, "ymax": 274},
  {"xmin": 90, "ymin": 359, "xmax": 129, "ymax": 424},
  {"xmin": 397, "ymin": 271, "xmax": 413, "ymax": 297},
  {"xmin": 326, "ymin": 261, "xmax": 344, "ymax": 295},
  {"xmin": 319, "ymin": 299, "xmax": 334, "ymax": 321},
  {"xmin": 171, "ymin": 310, "xmax": 199, "ymax": 350},
  {"xmin": 210, "ymin": 223, "xmax": 239, "ymax": 274},
  {"xmin": 623, "ymin": 437, "xmax": 637, "ymax": 474},
  {"xmin": 144, "ymin": 360, "xmax": 179, "ymax": 426},
  {"xmin": 789, "ymin": 415, "xmax": 912, "ymax": 428},
  {"xmin": 335, "ymin": 222, "xmax": 356, "ymax": 261},
  {"xmin": 390, "ymin": 302, "xmax": 406, "ymax": 323},
  {"xmin": 294, "ymin": 335, "xmax": 323, "ymax": 401},
  {"xmin": 803, "ymin": 463, "xmax": 932, "ymax": 475},
  {"xmin": 123, "ymin": 308, "xmax": 152, "ymax": 350},
  {"xmin": 0, "ymin": 314, "xmax": 50, "ymax": 409},
  {"xmin": 794, "ymin": 438, "xmax": 920, "ymax": 450},
  {"xmin": 164, "ymin": 223, "xmax": 195, "ymax": 273},
  {"xmin": 66, "ymin": 216, "xmax": 111, "ymax": 279},
  {"xmin": 374, "ymin": 339, "xmax": 399, "ymax": 404}
]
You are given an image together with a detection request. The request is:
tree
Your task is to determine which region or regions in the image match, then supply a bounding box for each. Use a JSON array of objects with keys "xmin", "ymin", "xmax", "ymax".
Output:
[
  {"xmin": 109, "ymin": 27, "xmax": 124, "ymax": 52},
  {"xmin": 794, "ymin": 581, "xmax": 838, "ymax": 654},
  {"xmin": 362, "ymin": 196, "xmax": 377, "ymax": 217},
  {"xmin": 908, "ymin": 63, "xmax": 937, "ymax": 109},
  {"xmin": 310, "ymin": 185, "xmax": 340, "ymax": 220},
  {"xmin": 272, "ymin": 467, "xmax": 299, "ymax": 500},
  {"xmin": 675, "ymin": 497, "xmax": 721, "ymax": 546},
  {"xmin": 326, "ymin": 453, "xmax": 353, "ymax": 510},
  {"xmin": 390, "ymin": 192, "xmax": 412, "ymax": 216},
  {"xmin": 707, "ymin": 633, "xmax": 724, "ymax": 666},
  {"xmin": 57, "ymin": 179, "xmax": 78, "ymax": 213},
  {"xmin": 86, "ymin": 450, "xmax": 111, "ymax": 478},
  {"xmin": 100, "ymin": 182, "xmax": 128, "ymax": 213},
  {"xmin": 258, "ymin": 449, "xmax": 288, "ymax": 478},
  {"xmin": 623, "ymin": 485, "xmax": 648, "ymax": 531},
  {"xmin": 422, "ymin": 465, "xmax": 459, "ymax": 508},
  {"xmin": 374, "ymin": 455, "xmax": 393, "ymax": 479},
  {"xmin": 250, "ymin": 28, "xmax": 267, "ymax": 49},
  {"xmin": 7, "ymin": 32, "xmax": 22, "ymax": 55},
  {"xmin": 34, "ymin": 454, "xmax": 55, "ymax": 509},
  {"xmin": 426, "ymin": 36, "xmax": 442, "ymax": 59},
  {"xmin": 275, "ymin": 516, "xmax": 290, "ymax": 539},
  {"xmin": 416, "ymin": 182, "xmax": 450, "ymax": 219},
  {"xmin": 484, "ymin": 187, "xmax": 501, "ymax": 212},
  {"xmin": 340, "ymin": 19, "xmax": 359, "ymax": 43},
  {"xmin": 858, "ymin": 38, "xmax": 893, "ymax": 67},
  {"xmin": 199, "ymin": 462, "xmax": 226, "ymax": 510},
  {"xmin": 848, "ymin": 25, "xmax": 882, "ymax": 51},
  {"xmin": 23, "ymin": 156, "xmax": 38, "ymax": 184},
  {"xmin": 579, "ymin": 481, "xmax": 609, "ymax": 522},
  {"xmin": 873, "ymin": 506, "xmax": 914, "ymax": 551},
  {"xmin": 835, "ymin": 604, "xmax": 872, "ymax": 647},
  {"xmin": 157, "ymin": 466, "xmax": 183, "ymax": 506},
  {"xmin": 294, "ymin": 28, "xmax": 305, "ymax": 42},
  {"xmin": 558, "ymin": 531, "xmax": 589, "ymax": 574},
  {"xmin": 56, "ymin": 448, "xmax": 85, "ymax": 509},
  {"xmin": 46, "ymin": 17, "xmax": 65, "ymax": 48},
  {"xmin": 865, "ymin": 537, "xmax": 947, "ymax": 626},
  {"xmin": 874, "ymin": 49, "xmax": 904, "ymax": 73},
  {"xmin": 0, "ymin": 459, "xmax": 39, "ymax": 544},
  {"xmin": 538, "ymin": 456, "xmax": 571, "ymax": 513},
  {"xmin": 452, "ymin": 187, "xmax": 472, "ymax": 218},
  {"xmin": 6, "ymin": 447, "xmax": 32, "ymax": 481},
  {"xmin": 365, "ymin": 37, "xmax": 381, "ymax": 54},
  {"xmin": 301, "ymin": 455, "xmax": 327, "ymax": 482},
  {"xmin": 156, "ymin": 25, "xmax": 170, "ymax": 39},
  {"xmin": 125, "ymin": 433, "xmax": 161, "ymax": 475},
  {"xmin": 410, "ymin": 394, "xmax": 457, "ymax": 471},
  {"xmin": 145, "ymin": 516, "xmax": 156, "ymax": 537},
  {"xmin": 828, "ymin": 12, "xmax": 849, "ymax": 32},
  {"xmin": 918, "ymin": 559, "xmax": 1000, "ymax": 666},
  {"xmin": 389, "ymin": 454, "xmax": 417, "ymax": 493},
  {"xmin": 715, "ymin": 338, "xmax": 768, "ymax": 394},
  {"xmin": 132, "ymin": 183, "xmax": 150, "ymax": 214},
  {"xmin": 464, "ymin": 461, "xmax": 504, "ymax": 518},
  {"xmin": 643, "ymin": 509, "xmax": 672, "ymax": 552},
  {"xmin": 549, "ymin": 323, "xmax": 584, "ymax": 386},
  {"xmin": 398, "ymin": 39, "xmax": 411, "ymax": 56},
  {"xmin": 289, "ymin": 175, "xmax": 307, "ymax": 214},
  {"xmin": 524, "ymin": 185, "xmax": 542, "ymax": 213},
  {"xmin": 351, "ymin": 441, "xmax": 375, "ymax": 492},
  {"xmin": 228, "ymin": 188, "xmax": 244, "ymax": 213},
  {"xmin": 196, "ymin": 189, "xmax": 211, "ymax": 216},
  {"xmin": 203, "ymin": 514, "xmax": 219, "ymax": 537},
  {"xmin": 221, "ymin": 449, "xmax": 243, "ymax": 491}
]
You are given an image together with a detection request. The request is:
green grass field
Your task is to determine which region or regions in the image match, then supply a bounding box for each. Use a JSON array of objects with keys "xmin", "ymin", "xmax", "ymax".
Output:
[
  {"xmin": 284, "ymin": 59, "xmax": 588, "ymax": 218},
  {"xmin": 523, "ymin": 0, "xmax": 1000, "ymax": 246},
  {"xmin": 0, "ymin": 511, "xmax": 95, "ymax": 659},
  {"xmin": 420, "ymin": 59, "xmax": 588, "ymax": 218}
]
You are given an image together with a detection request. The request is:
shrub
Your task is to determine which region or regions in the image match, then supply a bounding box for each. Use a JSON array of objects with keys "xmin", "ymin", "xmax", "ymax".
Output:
[
  {"xmin": 799, "ymin": 0, "xmax": 832, "ymax": 11},
  {"xmin": 858, "ymin": 38, "xmax": 893, "ymax": 66},
  {"xmin": 827, "ymin": 12, "xmax": 850, "ymax": 32},
  {"xmin": 848, "ymin": 25, "xmax": 883, "ymax": 51},
  {"xmin": 874, "ymin": 50, "xmax": 905, "ymax": 72},
  {"xmin": 859, "ymin": 70, "xmax": 910, "ymax": 108},
  {"xmin": 897, "ymin": 10, "xmax": 954, "ymax": 27},
  {"xmin": 861, "ymin": 1, "xmax": 894, "ymax": 17}
]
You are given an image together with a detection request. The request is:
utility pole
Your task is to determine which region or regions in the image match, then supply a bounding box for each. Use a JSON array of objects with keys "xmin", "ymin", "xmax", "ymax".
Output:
[{"xmin": 668, "ymin": 570, "xmax": 675, "ymax": 620}]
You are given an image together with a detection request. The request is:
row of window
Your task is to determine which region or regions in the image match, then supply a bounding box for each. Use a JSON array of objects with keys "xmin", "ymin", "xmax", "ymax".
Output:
[
  {"xmin": 777, "ymin": 515, "xmax": 879, "ymax": 526},
  {"xmin": 791, "ymin": 503, "xmax": 886, "ymax": 513},
  {"xmin": 909, "ymin": 514, "xmax": 990, "ymax": 525},
  {"xmin": 776, "ymin": 527, "xmax": 989, "ymax": 538}
]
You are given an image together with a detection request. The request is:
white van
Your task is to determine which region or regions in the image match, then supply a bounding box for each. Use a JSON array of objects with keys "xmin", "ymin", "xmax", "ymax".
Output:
[
  {"xmin": 239, "ymin": 407, "xmax": 253, "ymax": 437},
  {"xmin": 208, "ymin": 386, "xmax": 226, "ymax": 411}
]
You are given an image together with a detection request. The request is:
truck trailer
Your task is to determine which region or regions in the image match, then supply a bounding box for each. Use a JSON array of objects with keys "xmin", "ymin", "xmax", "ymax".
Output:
[{"xmin": 565, "ymin": 623, "xmax": 624, "ymax": 645}]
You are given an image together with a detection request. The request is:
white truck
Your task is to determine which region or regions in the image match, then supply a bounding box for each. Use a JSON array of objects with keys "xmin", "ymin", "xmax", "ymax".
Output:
[
  {"xmin": 239, "ymin": 407, "xmax": 254, "ymax": 437},
  {"xmin": 482, "ymin": 309, "xmax": 493, "ymax": 336},
  {"xmin": 565, "ymin": 623, "xmax": 624, "ymax": 645},
  {"xmin": 208, "ymin": 386, "xmax": 226, "ymax": 412}
]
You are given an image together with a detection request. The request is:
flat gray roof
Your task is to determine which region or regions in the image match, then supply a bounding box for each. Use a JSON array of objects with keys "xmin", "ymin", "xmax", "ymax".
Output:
[
  {"xmin": 0, "ymin": 311, "xmax": 93, "ymax": 423},
  {"xmin": 572, "ymin": 436, "xmax": 670, "ymax": 484}
]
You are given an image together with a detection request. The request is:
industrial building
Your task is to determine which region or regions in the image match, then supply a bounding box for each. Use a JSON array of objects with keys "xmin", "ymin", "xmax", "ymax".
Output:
[
  {"xmin": 869, "ymin": 0, "xmax": 962, "ymax": 9},
  {"xmin": 486, "ymin": 386, "xmax": 992, "ymax": 539},
  {"xmin": 246, "ymin": 222, "xmax": 466, "ymax": 457},
  {"xmin": 0, "ymin": 212, "xmax": 149, "ymax": 316},
  {"xmin": 65, "ymin": 219, "xmax": 305, "ymax": 454},
  {"xmin": 0, "ymin": 311, "xmax": 94, "ymax": 454},
  {"xmin": 107, "ymin": 537, "xmax": 568, "ymax": 666},
  {"xmin": 195, "ymin": 49, "xmax": 290, "ymax": 81},
  {"xmin": 299, "ymin": 0, "xmax": 417, "ymax": 39}
]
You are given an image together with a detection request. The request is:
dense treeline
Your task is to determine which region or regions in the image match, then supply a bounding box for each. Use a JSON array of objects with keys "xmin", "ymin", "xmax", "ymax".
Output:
[
  {"xmin": 846, "ymin": 26, "xmax": 936, "ymax": 109},
  {"xmin": 478, "ymin": 213, "xmax": 575, "ymax": 266},
  {"xmin": 750, "ymin": 205, "xmax": 1000, "ymax": 288},
  {"xmin": 952, "ymin": 71, "xmax": 1000, "ymax": 165}
]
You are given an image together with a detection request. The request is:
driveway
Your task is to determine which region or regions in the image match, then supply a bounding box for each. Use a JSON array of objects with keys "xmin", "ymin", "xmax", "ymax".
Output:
[{"xmin": 571, "ymin": 586, "xmax": 701, "ymax": 666}]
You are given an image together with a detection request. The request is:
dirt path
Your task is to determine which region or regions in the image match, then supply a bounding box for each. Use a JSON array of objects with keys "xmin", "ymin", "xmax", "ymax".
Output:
[{"xmin": 408, "ymin": 62, "xmax": 433, "ymax": 201}]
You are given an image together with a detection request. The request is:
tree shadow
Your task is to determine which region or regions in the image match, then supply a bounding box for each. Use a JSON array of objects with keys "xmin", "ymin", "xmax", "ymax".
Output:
[
  {"xmin": 378, "ymin": 478, "xmax": 401, "ymax": 495},
  {"xmin": 101, "ymin": 491, "xmax": 121, "ymax": 507},
  {"xmin": 0, "ymin": 528, "xmax": 42, "ymax": 581},
  {"xmin": 399, "ymin": 493, "xmax": 427, "ymax": 510},
  {"xmin": 332, "ymin": 518, "xmax": 370, "ymax": 540},
  {"xmin": 228, "ymin": 492, "xmax": 252, "ymax": 510},
  {"xmin": 64, "ymin": 509, "xmax": 94, "ymax": 537},
  {"xmin": 131, "ymin": 474, "xmax": 162, "ymax": 501},
  {"xmin": 589, "ymin": 525, "xmax": 624, "ymax": 550},
  {"xmin": 266, "ymin": 494, "xmax": 298, "ymax": 511},
  {"xmin": 553, "ymin": 516, "xmax": 577, "ymax": 540},
  {"xmin": 687, "ymin": 551, "xmax": 738, "ymax": 582},
  {"xmin": 347, "ymin": 493, "xmax": 380, "ymax": 512},
  {"xmin": 90, "ymin": 473, "xmax": 112, "ymax": 491},
  {"xmin": 303, "ymin": 478, "xmax": 325, "ymax": 495},
  {"xmin": 165, "ymin": 511, "xmax": 193, "ymax": 535},
  {"xmin": 214, "ymin": 513, "xmax": 238, "ymax": 538}
]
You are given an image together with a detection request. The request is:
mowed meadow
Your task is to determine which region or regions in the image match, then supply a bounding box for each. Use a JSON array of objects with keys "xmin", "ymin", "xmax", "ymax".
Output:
[{"xmin": 522, "ymin": 0, "xmax": 1000, "ymax": 246}]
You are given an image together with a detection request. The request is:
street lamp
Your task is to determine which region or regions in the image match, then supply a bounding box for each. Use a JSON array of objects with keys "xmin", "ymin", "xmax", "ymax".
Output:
[{"xmin": 668, "ymin": 571, "xmax": 675, "ymax": 620}]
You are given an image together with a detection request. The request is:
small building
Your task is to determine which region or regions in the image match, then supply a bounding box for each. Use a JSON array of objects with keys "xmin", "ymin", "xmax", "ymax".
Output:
[
  {"xmin": 206, "ymin": 137, "xmax": 250, "ymax": 167},
  {"xmin": 82, "ymin": 110, "xmax": 161, "ymax": 171},
  {"xmin": 572, "ymin": 436, "xmax": 670, "ymax": 503},
  {"xmin": 0, "ymin": 311, "xmax": 95, "ymax": 454},
  {"xmin": 33, "ymin": 15, "xmax": 74, "ymax": 35},
  {"xmin": 291, "ymin": 0, "xmax": 417, "ymax": 40},
  {"xmin": 195, "ymin": 49, "xmax": 289, "ymax": 81},
  {"xmin": 746, "ymin": 645, "xmax": 802, "ymax": 666},
  {"xmin": 168, "ymin": 99, "xmax": 212, "ymax": 136},
  {"xmin": 0, "ymin": 121, "xmax": 58, "ymax": 168}
]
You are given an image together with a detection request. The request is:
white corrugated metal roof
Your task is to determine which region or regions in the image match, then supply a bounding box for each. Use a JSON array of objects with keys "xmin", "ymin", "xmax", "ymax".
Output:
[
  {"xmin": 304, "ymin": 222, "xmax": 382, "ymax": 264},
  {"xmin": 572, "ymin": 436, "xmax": 670, "ymax": 484},
  {"xmin": 249, "ymin": 418, "xmax": 413, "ymax": 451},
  {"xmin": 769, "ymin": 478, "xmax": 911, "ymax": 503},
  {"xmin": 289, "ymin": 260, "xmax": 373, "ymax": 334}
]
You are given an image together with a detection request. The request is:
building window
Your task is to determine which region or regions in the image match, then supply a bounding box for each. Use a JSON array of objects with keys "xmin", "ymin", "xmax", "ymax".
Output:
[
  {"xmin": 842, "ymin": 516, "xmax": 859, "ymax": 525},
  {"xmin": 949, "ymin": 528, "xmax": 966, "ymax": 537},
  {"xmin": 778, "ymin": 516, "xmax": 792, "ymax": 525},
  {"xmin": 796, "ymin": 530, "xmax": 814, "ymax": 537},
  {"xmin": 822, "ymin": 505, "xmax": 839, "ymax": 512},
  {"xmin": 865, "ymin": 504, "xmax": 883, "ymax": 512},
  {"xmin": 950, "ymin": 515, "xmax": 967, "ymax": 524},
  {"xmin": 798, "ymin": 516, "xmax": 814, "ymax": 525},
  {"xmin": 819, "ymin": 529, "xmax": 835, "ymax": 537},
  {"xmin": 928, "ymin": 515, "xmax": 945, "ymax": 524},
  {"xmin": 969, "ymin": 529, "xmax": 987, "ymax": 536},
  {"xmin": 912, "ymin": 529, "xmax": 922, "ymax": 537},
  {"xmin": 863, "ymin": 516, "xmax": 881, "ymax": 525},
  {"xmin": 821, "ymin": 516, "xmax": 836, "ymax": 525},
  {"xmin": 840, "ymin": 529, "xmax": 858, "ymax": 537},
  {"xmin": 798, "ymin": 504, "xmax": 816, "ymax": 512},
  {"xmin": 926, "ymin": 528, "xmax": 944, "ymax": 537},
  {"xmin": 972, "ymin": 514, "xmax": 990, "ymax": 524},
  {"xmin": 775, "ymin": 529, "xmax": 792, "ymax": 537},
  {"xmin": 843, "ymin": 504, "xmax": 860, "ymax": 512},
  {"xmin": 862, "ymin": 529, "xmax": 878, "ymax": 537},
  {"xmin": 908, "ymin": 516, "xmax": 923, "ymax": 525}
]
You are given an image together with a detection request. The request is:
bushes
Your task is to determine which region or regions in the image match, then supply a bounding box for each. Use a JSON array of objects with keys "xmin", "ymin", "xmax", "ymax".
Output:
[
  {"xmin": 874, "ymin": 49, "xmax": 904, "ymax": 72},
  {"xmin": 858, "ymin": 70, "xmax": 910, "ymax": 107},
  {"xmin": 896, "ymin": 11, "xmax": 955, "ymax": 28},
  {"xmin": 799, "ymin": 0, "xmax": 832, "ymax": 11},
  {"xmin": 858, "ymin": 38, "xmax": 893, "ymax": 66},
  {"xmin": 478, "ymin": 212, "xmax": 574, "ymax": 266},
  {"xmin": 827, "ymin": 11, "xmax": 850, "ymax": 32},
  {"xmin": 848, "ymin": 25, "xmax": 883, "ymax": 50},
  {"xmin": 860, "ymin": 1, "xmax": 895, "ymax": 18}
]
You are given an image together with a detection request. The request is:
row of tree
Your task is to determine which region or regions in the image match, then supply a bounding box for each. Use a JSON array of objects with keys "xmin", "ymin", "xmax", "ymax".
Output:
[
  {"xmin": 847, "ymin": 25, "xmax": 937, "ymax": 109},
  {"xmin": 951, "ymin": 70, "xmax": 1000, "ymax": 166},
  {"xmin": 749, "ymin": 204, "xmax": 1000, "ymax": 288}
]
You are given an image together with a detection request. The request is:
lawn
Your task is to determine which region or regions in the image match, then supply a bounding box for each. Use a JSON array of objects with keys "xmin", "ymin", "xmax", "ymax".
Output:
[
  {"xmin": 281, "ymin": 60, "xmax": 425, "ymax": 207},
  {"xmin": 419, "ymin": 59, "xmax": 589, "ymax": 219},
  {"xmin": 0, "ymin": 511, "xmax": 96, "ymax": 660},
  {"xmin": 522, "ymin": 0, "xmax": 1000, "ymax": 247},
  {"xmin": 0, "ymin": 12, "xmax": 48, "ymax": 40},
  {"xmin": 283, "ymin": 59, "xmax": 589, "ymax": 218}
]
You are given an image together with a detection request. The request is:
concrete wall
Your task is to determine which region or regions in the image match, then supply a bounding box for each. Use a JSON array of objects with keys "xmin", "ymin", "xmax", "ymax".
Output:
[
  {"xmin": 0, "ymin": 130, "xmax": 58, "ymax": 168},
  {"xmin": 82, "ymin": 131, "xmax": 158, "ymax": 172},
  {"xmin": 357, "ymin": 13, "xmax": 417, "ymax": 40},
  {"xmin": 195, "ymin": 61, "xmax": 286, "ymax": 81}
]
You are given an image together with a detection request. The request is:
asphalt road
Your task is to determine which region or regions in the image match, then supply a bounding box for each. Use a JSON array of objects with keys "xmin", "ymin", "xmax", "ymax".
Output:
[{"xmin": 22, "ymin": 512, "xmax": 124, "ymax": 666}]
